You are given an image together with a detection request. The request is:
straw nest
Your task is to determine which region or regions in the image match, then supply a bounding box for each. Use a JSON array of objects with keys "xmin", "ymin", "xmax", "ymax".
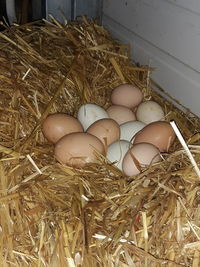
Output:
[{"xmin": 0, "ymin": 16, "xmax": 200, "ymax": 267}]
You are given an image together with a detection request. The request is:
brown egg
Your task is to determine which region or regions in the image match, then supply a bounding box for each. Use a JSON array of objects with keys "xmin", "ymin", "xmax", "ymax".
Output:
[
  {"xmin": 122, "ymin": 143, "xmax": 162, "ymax": 176},
  {"xmin": 111, "ymin": 84, "xmax": 143, "ymax": 108},
  {"xmin": 107, "ymin": 105, "xmax": 136, "ymax": 125},
  {"xmin": 87, "ymin": 118, "xmax": 120, "ymax": 148},
  {"xmin": 133, "ymin": 121, "xmax": 176, "ymax": 152},
  {"xmin": 42, "ymin": 113, "xmax": 83, "ymax": 144},
  {"xmin": 54, "ymin": 132, "xmax": 105, "ymax": 168}
]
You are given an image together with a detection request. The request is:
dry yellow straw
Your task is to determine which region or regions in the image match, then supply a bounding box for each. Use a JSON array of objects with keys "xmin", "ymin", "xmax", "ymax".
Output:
[
  {"xmin": 192, "ymin": 250, "xmax": 200, "ymax": 267},
  {"xmin": 170, "ymin": 121, "xmax": 200, "ymax": 179},
  {"xmin": 141, "ymin": 212, "xmax": 148, "ymax": 267},
  {"xmin": 26, "ymin": 154, "xmax": 42, "ymax": 174}
]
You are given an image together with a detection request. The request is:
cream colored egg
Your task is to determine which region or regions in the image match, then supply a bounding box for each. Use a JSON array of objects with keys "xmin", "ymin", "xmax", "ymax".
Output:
[{"xmin": 136, "ymin": 100, "xmax": 165, "ymax": 124}]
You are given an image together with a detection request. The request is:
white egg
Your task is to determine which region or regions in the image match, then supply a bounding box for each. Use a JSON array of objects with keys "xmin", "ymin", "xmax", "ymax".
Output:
[
  {"xmin": 107, "ymin": 140, "xmax": 132, "ymax": 170},
  {"xmin": 77, "ymin": 104, "xmax": 109, "ymax": 131},
  {"xmin": 120, "ymin": 121, "xmax": 146, "ymax": 142},
  {"xmin": 136, "ymin": 100, "xmax": 165, "ymax": 124}
]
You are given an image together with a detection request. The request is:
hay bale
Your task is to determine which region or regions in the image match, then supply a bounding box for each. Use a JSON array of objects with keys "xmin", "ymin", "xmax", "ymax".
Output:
[{"xmin": 0, "ymin": 17, "xmax": 199, "ymax": 266}]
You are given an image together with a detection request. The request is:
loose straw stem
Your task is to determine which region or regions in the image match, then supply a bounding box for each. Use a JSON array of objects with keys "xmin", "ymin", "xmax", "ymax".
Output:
[
  {"xmin": 170, "ymin": 121, "xmax": 200, "ymax": 179},
  {"xmin": 141, "ymin": 211, "xmax": 148, "ymax": 267}
]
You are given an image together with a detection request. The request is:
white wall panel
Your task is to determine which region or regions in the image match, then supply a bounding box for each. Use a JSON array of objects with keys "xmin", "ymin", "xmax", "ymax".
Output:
[
  {"xmin": 103, "ymin": 0, "xmax": 200, "ymax": 72},
  {"xmin": 103, "ymin": 0, "xmax": 200, "ymax": 116},
  {"xmin": 165, "ymin": 0, "xmax": 200, "ymax": 15}
]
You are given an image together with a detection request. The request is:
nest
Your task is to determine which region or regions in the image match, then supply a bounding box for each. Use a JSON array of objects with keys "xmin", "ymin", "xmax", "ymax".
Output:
[{"xmin": 0, "ymin": 17, "xmax": 200, "ymax": 266}]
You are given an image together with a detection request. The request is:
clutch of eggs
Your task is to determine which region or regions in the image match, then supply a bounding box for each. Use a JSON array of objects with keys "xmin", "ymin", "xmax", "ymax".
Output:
[{"xmin": 41, "ymin": 83, "xmax": 175, "ymax": 174}]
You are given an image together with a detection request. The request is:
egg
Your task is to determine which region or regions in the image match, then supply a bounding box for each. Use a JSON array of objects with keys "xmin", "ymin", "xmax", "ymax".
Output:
[
  {"xmin": 122, "ymin": 143, "xmax": 162, "ymax": 176},
  {"xmin": 87, "ymin": 118, "xmax": 120, "ymax": 148},
  {"xmin": 42, "ymin": 113, "xmax": 83, "ymax": 143},
  {"xmin": 107, "ymin": 105, "xmax": 136, "ymax": 125},
  {"xmin": 54, "ymin": 132, "xmax": 105, "ymax": 168},
  {"xmin": 77, "ymin": 103, "xmax": 108, "ymax": 131},
  {"xmin": 111, "ymin": 84, "xmax": 143, "ymax": 108},
  {"xmin": 107, "ymin": 140, "xmax": 132, "ymax": 170},
  {"xmin": 120, "ymin": 121, "xmax": 146, "ymax": 142},
  {"xmin": 133, "ymin": 121, "xmax": 176, "ymax": 152},
  {"xmin": 136, "ymin": 100, "xmax": 165, "ymax": 124}
]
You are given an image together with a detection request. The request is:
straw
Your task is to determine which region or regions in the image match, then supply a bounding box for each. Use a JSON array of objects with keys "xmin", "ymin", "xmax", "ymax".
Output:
[{"xmin": 170, "ymin": 121, "xmax": 200, "ymax": 179}]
